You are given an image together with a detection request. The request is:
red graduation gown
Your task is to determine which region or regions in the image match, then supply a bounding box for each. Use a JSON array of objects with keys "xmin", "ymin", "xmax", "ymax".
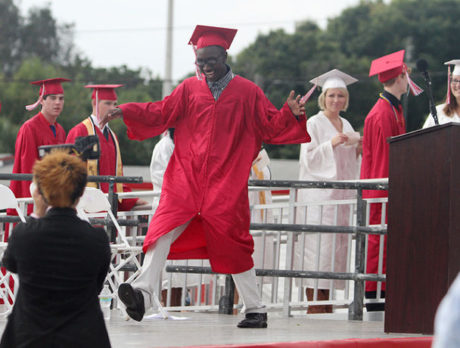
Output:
[
  {"xmin": 121, "ymin": 75, "xmax": 310, "ymax": 274},
  {"xmin": 10, "ymin": 112, "xmax": 66, "ymax": 207},
  {"xmin": 66, "ymin": 120, "xmax": 137, "ymax": 211},
  {"xmin": 4, "ymin": 113, "xmax": 65, "ymax": 304},
  {"xmin": 360, "ymin": 96, "xmax": 406, "ymax": 292}
]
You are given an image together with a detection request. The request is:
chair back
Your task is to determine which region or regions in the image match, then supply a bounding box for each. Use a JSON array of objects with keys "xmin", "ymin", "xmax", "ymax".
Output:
[{"xmin": 0, "ymin": 184, "xmax": 26, "ymax": 222}]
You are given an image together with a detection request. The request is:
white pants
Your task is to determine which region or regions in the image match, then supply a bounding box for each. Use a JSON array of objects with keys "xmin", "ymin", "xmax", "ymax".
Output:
[{"xmin": 132, "ymin": 221, "xmax": 266, "ymax": 314}]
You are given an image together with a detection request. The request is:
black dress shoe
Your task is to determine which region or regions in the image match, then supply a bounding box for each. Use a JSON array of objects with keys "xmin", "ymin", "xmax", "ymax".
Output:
[
  {"xmin": 118, "ymin": 283, "xmax": 145, "ymax": 322},
  {"xmin": 237, "ymin": 313, "xmax": 268, "ymax": 328}
]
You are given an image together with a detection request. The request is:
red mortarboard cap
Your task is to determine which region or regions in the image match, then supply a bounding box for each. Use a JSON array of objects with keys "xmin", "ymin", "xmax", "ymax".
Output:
[
  {"xmin": 188, "ymin": 25, "xmax": 237, "ymax": 50},
  {"xmin": 30, "ymin": 78, "xmax": 71, "ymax": 96},
  {"xmin": 26, "ymin": 78, "xmax": 70, "ymax": 111},
  {"xmin": 369, "ymin": 50, "xmax": 406, "ymax": 83},
  {"xmin": 85, "ymin": 84, "xmax": 123, "ymax": 100}
]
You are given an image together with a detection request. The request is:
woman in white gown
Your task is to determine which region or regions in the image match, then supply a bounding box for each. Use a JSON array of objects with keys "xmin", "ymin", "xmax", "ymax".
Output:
[
  {"xmin": 423, "ymin": 60, "xmax": 460, "ymax": 128},
  {"xmin": 295, "ymin": 69, "xmax": 361, "ymax": 313}
]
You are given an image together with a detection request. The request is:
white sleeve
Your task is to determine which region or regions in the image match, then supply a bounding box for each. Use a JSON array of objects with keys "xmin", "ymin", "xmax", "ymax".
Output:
[
  {"xmin": 299, "ymin": 119, "xmax": 337, "ymax": 180},
  {"xmin": 149, "ymin": 138, "xmax": 174, "ymax": 190},
  {"xmin": 423, "ymin": 113, "xmax": 435, "ymax": 128},
  {"xmin": 433, "ymin": 273, "xmax": 460, "ymax": 348},
  {"xmin": 423, "ymin": 104, "xmax": 444, "ymax": 128}
]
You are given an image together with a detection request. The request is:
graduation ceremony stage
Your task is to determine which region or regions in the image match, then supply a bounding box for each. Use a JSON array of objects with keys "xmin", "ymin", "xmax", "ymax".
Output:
[{"xmin": 75, "ymin": 311, "xmax": 431, "ymax": 347}]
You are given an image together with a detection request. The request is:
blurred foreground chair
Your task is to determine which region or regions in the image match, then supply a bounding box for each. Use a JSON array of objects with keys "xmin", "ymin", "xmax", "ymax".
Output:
[
  {"xmin": 76, "ymin": 187, "xmax": 143, "ymax": 306},
  {"xmin": 0, "ymin": 184, "xmax": 26, "ymax": 316}
]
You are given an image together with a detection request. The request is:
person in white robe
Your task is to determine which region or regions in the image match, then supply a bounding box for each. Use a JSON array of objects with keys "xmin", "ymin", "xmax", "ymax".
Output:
[
  {"xmin": 150, "ymin": 129, "xmax": 175, "ymax": 211},
  {"xmin": 423, "ymin": 60, "xmax": 460, "ymax": 128},
  {"xmin": 249, "ymin": 149, "xmax": 274, "ymax": 270},
  {"xmin": 294, "ymin": 69, "xmax": 361, "ymax": 313},
  {"xmin": 248, "ymin": 149, "xmax": 277, "ymax": 301},
  {"xmin": 433, "ymin": 272, "xmax": 460, "ymax": 348},
  {"xmin": 149, "ymin": 129, "xmax": 211, "ymax": 306}
]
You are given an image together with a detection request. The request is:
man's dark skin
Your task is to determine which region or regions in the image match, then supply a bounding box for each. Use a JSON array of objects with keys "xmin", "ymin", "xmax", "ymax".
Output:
[
  {"xmin": 195, "ymin": 45, "xmax": 228, "ymax": 82},
  {"xmin": 102, "ymin": 45, "xmax": 305, "ymax": 127}
]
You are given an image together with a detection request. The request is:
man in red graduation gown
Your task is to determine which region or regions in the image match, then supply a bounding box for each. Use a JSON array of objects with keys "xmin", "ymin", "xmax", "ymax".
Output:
[
  {"xmin": 10, "ymin": 78, "xmax": 69, "ymax": 214},
  {"xmin": 101, "ymin": 25, "xmax": 310, "ymax": 328},
  {"xmin": 4, "ymin": 78, "xmax": 69, "ymax": 305},
  {"xmin": 361, "ymin": 50, "xmax": 422, "ymax": 311},
  {"xmin": 66, "ymin": 85, "xmax": 142, "ymax": 211}
]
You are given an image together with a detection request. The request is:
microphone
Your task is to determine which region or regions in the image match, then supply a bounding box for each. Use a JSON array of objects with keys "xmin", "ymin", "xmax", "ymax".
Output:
[
  {"xmin": 416, "ymin": 59, "xmax": 428, "ymax": 73},
  {"xmin": 416, "ymin": 59, "xmax": 439, "ymax": 125}
]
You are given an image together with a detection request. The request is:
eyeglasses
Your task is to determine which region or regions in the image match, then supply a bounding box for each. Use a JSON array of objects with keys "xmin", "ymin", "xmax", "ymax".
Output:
[
  {"xmin": 450, "ymin": 79, "xmax": 460, "ymax": 85},
  {"xmin": 195, "ymin": 55, "xmax": 222, "ymax": 67}
]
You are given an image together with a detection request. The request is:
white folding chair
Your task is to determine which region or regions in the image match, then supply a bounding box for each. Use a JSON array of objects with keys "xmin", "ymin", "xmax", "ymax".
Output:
[
  {"xmin": 0, "ymin": 184, "xmax": 26, "ymax": 224},
  {"xmin": 76, "ymin": 187, "xmax": 143, "ymax": 305},
  {"xmin": 77, "ymin": 187, "xmax": 130, "ymax": 246},
  {"xmin": 0, "ymin": 184, "xmax": 25, "ymax": 317}
]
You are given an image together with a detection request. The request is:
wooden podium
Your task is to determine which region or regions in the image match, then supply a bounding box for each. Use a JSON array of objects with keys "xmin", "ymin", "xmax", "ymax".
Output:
[{"xmin": 385, "ymin": 123, "xmax": 460, "ymax": 334}]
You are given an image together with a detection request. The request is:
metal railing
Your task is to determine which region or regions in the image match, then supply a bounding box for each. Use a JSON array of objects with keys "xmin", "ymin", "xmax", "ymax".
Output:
[{"xmin": 0, "ymin": 174, "xmax": 388, "ymax": 320}]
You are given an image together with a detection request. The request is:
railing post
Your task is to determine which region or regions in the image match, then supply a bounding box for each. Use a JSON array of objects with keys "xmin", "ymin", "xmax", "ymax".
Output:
[
  {"xmin": 107, "ymin": 179, "xmax": 118, "ymax": 243},
  {"xmin": 349, "ymin": 188, "xmax": 366, "ymax": 320},
  {"xmin": 283, "ymin": 187, "xmax": 297, "ymax": 317}
]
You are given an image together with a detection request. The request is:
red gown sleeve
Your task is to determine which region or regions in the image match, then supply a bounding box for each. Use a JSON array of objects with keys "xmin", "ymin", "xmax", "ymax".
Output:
[
  {"xmin": 120, "ymin": 82, "xmax": 187, "ymax": 141},
  {"xmin": 253, "ymin": 88, "xmax": 310, "ymax": 145}
]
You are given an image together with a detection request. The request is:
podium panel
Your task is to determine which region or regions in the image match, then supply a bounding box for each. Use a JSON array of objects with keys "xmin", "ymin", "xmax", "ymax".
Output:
[{"xmin": 385, "ymin": 123, "xmax": 460, "ymax": 334}]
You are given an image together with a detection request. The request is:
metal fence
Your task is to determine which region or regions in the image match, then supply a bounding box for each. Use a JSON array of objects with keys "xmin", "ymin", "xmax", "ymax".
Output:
[{"xmin": 0, "ymin": 174, "xmax": 388, "ymax": 320}]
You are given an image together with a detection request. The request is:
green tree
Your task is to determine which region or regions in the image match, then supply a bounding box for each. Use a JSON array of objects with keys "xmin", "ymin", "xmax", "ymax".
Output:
[{"xmin": 0, "ymin": 0, "xmax": 22, "ymax": 76}]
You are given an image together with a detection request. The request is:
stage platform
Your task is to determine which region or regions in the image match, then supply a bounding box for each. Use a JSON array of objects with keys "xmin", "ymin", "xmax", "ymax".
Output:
[{"xmin": 95, "ymin": 311, "xmax": 430, "ymax": 347}]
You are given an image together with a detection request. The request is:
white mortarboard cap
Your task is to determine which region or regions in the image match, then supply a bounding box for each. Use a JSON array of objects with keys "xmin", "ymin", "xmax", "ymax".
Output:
[
  {"xmin": 445, "ymin": 59, "xmax": 460, "ymax": 76},
  {"xmin": 310, "ymin": 69, "xmax": 358, "ymax": 90}
]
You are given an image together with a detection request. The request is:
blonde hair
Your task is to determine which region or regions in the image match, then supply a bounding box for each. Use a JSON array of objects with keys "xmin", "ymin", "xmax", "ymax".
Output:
[
  {"xmin": 33, "ymin": 151, "xmax": 87, "ymax": 207},
  {"xmin": 318, "ymin": 87, "xmax": 349, "ymax": 111}
]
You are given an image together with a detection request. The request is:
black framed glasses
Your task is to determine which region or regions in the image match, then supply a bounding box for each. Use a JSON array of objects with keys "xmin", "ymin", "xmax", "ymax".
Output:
[{"xmin": 195, "ymin": 55, "xmax": 223, "ymax": 67}]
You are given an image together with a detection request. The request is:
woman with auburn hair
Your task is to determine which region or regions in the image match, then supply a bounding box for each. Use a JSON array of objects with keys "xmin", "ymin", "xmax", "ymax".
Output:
[
  {"xmin": 0, "ymin": 151, "xmax": 111, "ymax": 348},
  {"xmin": 423, "ymin": 60, "xmax": 460, "ymax": 128},
  {"xmin": 295, "ymin": 69, "xmax": 361, "ymax": 314}
]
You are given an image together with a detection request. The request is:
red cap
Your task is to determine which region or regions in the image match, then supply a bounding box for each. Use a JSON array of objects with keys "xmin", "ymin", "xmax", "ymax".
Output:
[
  {"xmin": 30, "ymin": 78, "xmax": 71, "ymax": 96},
  {"xmin": 369, "ymin": 50, "xmax": 407, "ymax": 83},
  {"xmin": 85, "ymin": 84, "xmax": 123, "ymax": 100},
  {"xmin": 188, "ymin": 25, "xmax": 237, "ymax": 50},
  {"xmin": 26, "ymin": 78, "xmax": 70, "ymax": 111}
]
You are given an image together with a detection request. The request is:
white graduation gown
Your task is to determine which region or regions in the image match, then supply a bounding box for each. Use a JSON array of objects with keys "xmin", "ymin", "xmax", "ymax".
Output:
[
  {"xmin": 249, "ymin": 150, "xmax": 274, "ymax": 274},
  {"xmin": 294, "ymin": 111, "xmax": 360, "ymax": 289},
  {"xmin": 150, "ymin": 134, "xmax": 175, "ymax": 210},
  {"xmin": 423, "ymin": 103, "xmax": 460, "ymax": 128}
]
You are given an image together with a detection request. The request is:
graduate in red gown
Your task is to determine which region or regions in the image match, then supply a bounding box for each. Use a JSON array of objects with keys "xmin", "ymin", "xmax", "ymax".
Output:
[
  {"xmin": 66, "ymin": 84, "xmax": 142, "ymax": 211},
  {"xmin": 4, "ymin": 78, "xmax": 69, "ymax": 305},
  {"xmin": 101, "ymin": 25, "xmax": 310, "ymax": 328},
  {"xmin": 361, "ymin": 50, "xmax": 422, "ymax": 310},
  {"xmin": 10, "ymin": 78, "xmax": 70, "ymax": 213}
]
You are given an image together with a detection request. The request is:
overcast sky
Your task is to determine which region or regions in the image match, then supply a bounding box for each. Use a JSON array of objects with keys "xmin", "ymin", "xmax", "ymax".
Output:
[{"xmin": 18, "ymin": 0, "xmax": 364, "ymax": 82}]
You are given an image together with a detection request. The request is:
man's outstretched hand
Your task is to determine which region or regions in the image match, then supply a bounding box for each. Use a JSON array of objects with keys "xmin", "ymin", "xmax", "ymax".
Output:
[
  {"xmin": 100, "ymin": 108, "xmax": 123, "ymax": 128},
  {"xmin": 286, "ymin": 90, "xmax": 306, "ymax": 117}
]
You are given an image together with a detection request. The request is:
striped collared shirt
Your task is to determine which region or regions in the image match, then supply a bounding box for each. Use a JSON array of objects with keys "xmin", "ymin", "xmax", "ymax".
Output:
[{"xmin": 207, "ymin": 65, "xmax": 234, "ymax": 101}]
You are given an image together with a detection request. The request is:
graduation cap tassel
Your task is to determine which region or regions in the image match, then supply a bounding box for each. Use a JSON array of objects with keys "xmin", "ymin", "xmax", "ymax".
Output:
[
  {"xmin": 25, "ymin": 83, "xmax": 45, "ymax": 111},
  {"xmin": 446, "ymin": 65, "xmax": 451, "ymax": 105},
  {"xmin": 406, "ymin": 72, "xmax": 424, "ymax": 96},
  {"xmin": 192, "ymin": 45, "xmax": 203, "ymax": 81},
  {"xmin": 95, "ymin": 90, "xmax": 99, "ymax": 122},
  {"xmin": 300, "ymin": 84, "xmax": 317, "ymax": 104}
]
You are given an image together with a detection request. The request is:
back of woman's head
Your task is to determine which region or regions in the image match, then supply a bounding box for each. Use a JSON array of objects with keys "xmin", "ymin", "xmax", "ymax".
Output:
[{"xmin": 33, "ymin": 151, "xmax": 87, "ymax": 208}]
